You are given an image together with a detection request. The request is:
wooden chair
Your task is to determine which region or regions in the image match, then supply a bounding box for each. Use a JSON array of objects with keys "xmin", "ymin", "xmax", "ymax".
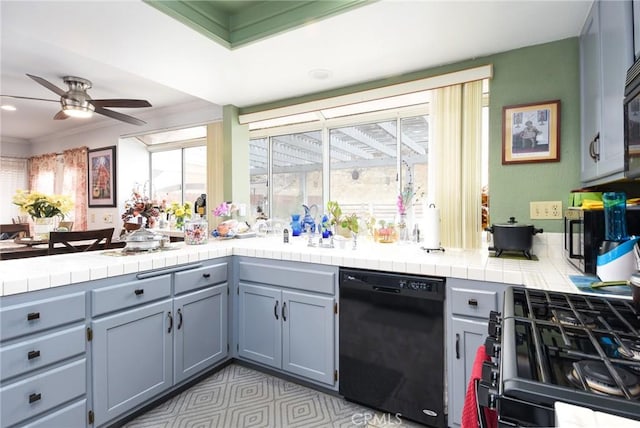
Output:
[
  {"xmin": 0, "ymin": 223, "xmax": 30, "ymax": 239},
  {"xmin": 48, "ymin": 228, "xmax": 115, "ymax": 255}
]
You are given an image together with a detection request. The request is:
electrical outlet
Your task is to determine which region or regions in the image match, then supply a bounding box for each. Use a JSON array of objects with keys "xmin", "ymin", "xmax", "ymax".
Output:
[
  {"xmin": 530, "ymin": 201, "xmax": 563, "ymax": 219},
  {"xmin": 103, "ymin": 214, "xmax": 113, "ymax": 223}
]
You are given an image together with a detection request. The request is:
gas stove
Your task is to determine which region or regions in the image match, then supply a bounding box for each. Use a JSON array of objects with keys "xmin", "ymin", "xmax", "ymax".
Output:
[{"xmin": 479, "ymin": 287, "xmax": 640, "ymax": 427}]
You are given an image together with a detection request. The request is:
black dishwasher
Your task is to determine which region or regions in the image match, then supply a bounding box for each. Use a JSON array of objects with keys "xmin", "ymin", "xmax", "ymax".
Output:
[{"xmin": 339, "ymin": 268, "xmax": 446, "ymax": 428}]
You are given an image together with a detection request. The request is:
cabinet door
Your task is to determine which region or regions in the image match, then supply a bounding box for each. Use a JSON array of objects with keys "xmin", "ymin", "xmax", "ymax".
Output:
[
  {"xmin": 448, "ymin": 316, "xmax": 488, "ymax": 428},
  {"xmin": 580, "ymin": 1, "xmax": 602, "ymax": 182},
  {"xmin": 597, "ymin": 0, "xmax": 633, "ymax": 178},
  {"xmin": 174, "ymin": 283, "xmax": 228, "ymax": 384},
  {"xmin": 238, "ymin": 283, "xmax": 281, "ymax": 369},
  {"xmin": 91, "ymin": 299, "xmax": 173, "ymax": 427},
  {"xmin": 282, "ymin": 290, "xmax": 335, "ymax": 385}
]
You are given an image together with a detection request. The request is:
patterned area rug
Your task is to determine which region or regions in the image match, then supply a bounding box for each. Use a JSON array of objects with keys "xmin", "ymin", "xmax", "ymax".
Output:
[{"xmin": 123, "ymin": 363, "xmax": 424, "ymax": 428}]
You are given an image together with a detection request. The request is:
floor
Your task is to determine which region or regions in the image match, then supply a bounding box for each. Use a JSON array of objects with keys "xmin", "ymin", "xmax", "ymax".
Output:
[{"xmin": 123, "ymin": 363, "xmax": 424, "ymax": 428}]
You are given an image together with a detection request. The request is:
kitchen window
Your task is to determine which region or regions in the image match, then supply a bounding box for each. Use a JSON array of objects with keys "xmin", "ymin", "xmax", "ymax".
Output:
[
  {"xmin": 151, "ymin": 146, "xmax": 207, "ymax": 207},
  {"xmin": 249, "ymin": 109, "xmax": 430, "ymax": 223}
]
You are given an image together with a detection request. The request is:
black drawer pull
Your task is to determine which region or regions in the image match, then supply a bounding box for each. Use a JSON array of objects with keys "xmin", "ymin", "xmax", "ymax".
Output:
[
  {"xmin": 203, "ymin": 273, "xmax": 211, "ymax": 278},
  {"xmin": 29, "ymin": 393, "xmax": 41, "ymax": 403},
  {"xmin": 134, "ymin": 289, "xmax": 144, "ymax": 296},
  {"xmin": 27, "ymin": 350, "xmax": 41, "ymax": 360},
  {"xmin": 27, "ymin": 312, "xmax": 40, "ymax": 321},
  {"xmin": 468, "ymin": 299, "xmax": 478, "ymax": 307}
]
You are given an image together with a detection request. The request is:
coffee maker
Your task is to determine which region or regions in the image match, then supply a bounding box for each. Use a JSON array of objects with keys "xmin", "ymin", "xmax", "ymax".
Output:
[{"xmin": 596, "ymin": 192, "xmax": 639, "ymax": 281}]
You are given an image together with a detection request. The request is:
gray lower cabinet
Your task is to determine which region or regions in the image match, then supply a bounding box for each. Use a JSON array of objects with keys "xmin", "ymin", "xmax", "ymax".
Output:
[
  {"xmin": 238, "ymin": 283, "xmax": 335, "ymax": 385},
  {"xmin": 237, "ymin": 259, "xmax": 337, "ymax": 387},
  {"xmin": 174, "ymin": 283, "xmax": 228, "ymax": 384},
  {"xmin": 91, "ymin": 299, "xmax": 173, "ymax": 427},
  {"xmin": 446, "ymin": 278, "xmax": 507, "ymax": 428},
  {"xmin": 0, "ymin": 291, "xmax": 87, "ymax": 427},
  {"xmin": 91, "ymin": 262, "xmax": 229, "ymax": 427}
]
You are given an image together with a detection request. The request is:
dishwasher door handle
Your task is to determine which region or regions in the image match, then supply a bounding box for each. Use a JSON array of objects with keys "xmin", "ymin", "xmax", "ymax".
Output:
[{"xmin": 373, "ymin": 286, "xmax": 400, "ymax": 294}]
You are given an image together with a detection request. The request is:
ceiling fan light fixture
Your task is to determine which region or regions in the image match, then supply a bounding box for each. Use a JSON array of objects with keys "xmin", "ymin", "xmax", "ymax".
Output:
[
  {"xmin": 61, "ymin": 96, "xmax": 95, "ymax": 119},
  {"xmin": 63, "ymin": 105, "xmax": 93, "ymax": 118}
]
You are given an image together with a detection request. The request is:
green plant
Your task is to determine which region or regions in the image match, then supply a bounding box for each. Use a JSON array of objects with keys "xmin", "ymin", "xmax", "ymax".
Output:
[{"xmin": 326, "ymin": 201, "xmax": 359, "ymax": 234}]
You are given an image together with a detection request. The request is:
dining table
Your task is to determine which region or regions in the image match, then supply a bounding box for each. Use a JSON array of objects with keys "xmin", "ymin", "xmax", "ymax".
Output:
[{"xmin": 0, "ymin": 238, "xmax": 126, "ymax": 260}]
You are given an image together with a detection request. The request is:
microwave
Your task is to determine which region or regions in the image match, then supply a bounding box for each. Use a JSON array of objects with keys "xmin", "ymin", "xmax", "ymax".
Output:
[
  {"xmin": 564, "ymin": 206, "xmax": 640, "ymax": 274},
  {"xmin": 625, "ymin": 57, "xmax": 640, "ymax": 178}
]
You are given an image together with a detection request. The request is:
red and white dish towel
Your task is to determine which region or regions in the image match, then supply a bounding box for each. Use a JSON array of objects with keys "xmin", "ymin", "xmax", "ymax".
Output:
[{"xmin": 461, "ymin": 344, "xmax": 497, "ymax": 428}]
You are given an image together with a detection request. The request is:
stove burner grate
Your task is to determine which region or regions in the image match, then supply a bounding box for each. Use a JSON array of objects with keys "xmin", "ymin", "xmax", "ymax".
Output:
[
  {"xmin": 568, "ymin": 360, "xmax": 640, "ymax": 397},
  {"xmin": 552, "ymin": 310, "xmax": 596, "ymax": 328},
  {"xmin": 618, "ymin": 339, "xmax": 640, "ymax": 362}
]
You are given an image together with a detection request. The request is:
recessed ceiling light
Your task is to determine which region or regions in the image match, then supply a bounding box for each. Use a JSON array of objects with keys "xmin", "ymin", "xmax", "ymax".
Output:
[
  {"xmin": 1, "ymin": 104, "xmax": 17, "ymax": 111},
  {"xmin": 309, "ymin": 69, "xmax": 332, "ymax": 80}
]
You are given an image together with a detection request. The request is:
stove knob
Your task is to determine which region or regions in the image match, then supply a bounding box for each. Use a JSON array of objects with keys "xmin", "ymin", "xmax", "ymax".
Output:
[
  {"xmin": 484, "ymin": 336, "xmax": 501, "ymax": 359},
  {"xmin": 476, "ymin": 380, "xmax": 497, "ymax": 410},
  {"xmin": 488, "ymin": 319, "xmax": 501, "ymax": 337},
  {"xmin": 481, "ymin": 361, "xmax": 499, "ymax": 386}
]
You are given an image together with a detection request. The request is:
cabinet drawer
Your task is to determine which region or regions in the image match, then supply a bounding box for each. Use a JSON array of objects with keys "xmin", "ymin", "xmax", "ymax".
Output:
[
  {"xmin": 0, "ymin": 292, "xmax": 85, "ymax": 342},
  {"xmin": 449, "ymin": 287, "xmax": 498, "ymax": 318},
  {"xmin": 238, "ymin": 261, "xmax": 335, "ymax": 294},
  {"xmin": 22, "ymin": 398, "xmax": 85, "ymax": 428},
  {"xmin": 0, "ymin": 358, "xmax": 85, "ymax": 427},
  {"xmin": 175, "ymin": 262, "xmax": 227, "ymax": 295},
  {"xmin": 92, "ymin": 274, "xmax": 171, "ymax": 316},
  {"xmin": 1, "ymin": 325, "xmax": 85, "ymax": 381}
]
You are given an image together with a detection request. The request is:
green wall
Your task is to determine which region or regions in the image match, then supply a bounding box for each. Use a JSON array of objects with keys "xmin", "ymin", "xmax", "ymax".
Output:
[{"xmin": 239, "ymin": 38, "xmax": 581, "ymax": 233}]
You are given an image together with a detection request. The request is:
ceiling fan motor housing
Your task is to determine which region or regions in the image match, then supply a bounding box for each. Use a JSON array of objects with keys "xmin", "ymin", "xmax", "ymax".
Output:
[{"xmin": 61, "ymin": 76, "xmax": 95, "ymax": 112}]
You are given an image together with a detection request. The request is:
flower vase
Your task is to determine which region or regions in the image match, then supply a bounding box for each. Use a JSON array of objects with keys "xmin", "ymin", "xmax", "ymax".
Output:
[
  {"xmin": 290, "ymin": 214, "xmax": 302, "ymax": 236},
  {"xmin": 397, "ymin": 213, "xmax": 410, "ymax": 243},
  {"xmin": 34, "ymin": 217, "xmax": 55, "ymax": 240},
  {"xmin": 175, "ymin": 217, "xmax": 185, "ymax": 231}
]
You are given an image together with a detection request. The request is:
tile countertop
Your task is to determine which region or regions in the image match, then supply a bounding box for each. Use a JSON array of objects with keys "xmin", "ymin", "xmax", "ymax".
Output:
[{"xmin": 0, "ymin": 233, "xmax": 586, "ymax": 297}]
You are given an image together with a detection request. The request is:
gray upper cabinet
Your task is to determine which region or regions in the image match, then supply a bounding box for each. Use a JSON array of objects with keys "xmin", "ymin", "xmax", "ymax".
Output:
[{"xmin": 580, "ymin": 0, "xmax": 633, "ymax": 184}]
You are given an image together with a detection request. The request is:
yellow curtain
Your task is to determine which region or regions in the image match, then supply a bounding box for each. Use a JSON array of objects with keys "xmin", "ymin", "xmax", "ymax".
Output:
[{"xmin": 432, "ymin": 81, "xmax": 483, "ymax": 249}]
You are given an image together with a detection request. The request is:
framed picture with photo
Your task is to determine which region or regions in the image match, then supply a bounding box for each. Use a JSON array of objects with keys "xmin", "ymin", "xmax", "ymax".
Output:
[
  {"xmin": 88, "ymin": 146, "xmax": 117, "ymax": 207},
  {"xmin": 502, "ymin": 100, "xmax": 560, "ymax": 165}
]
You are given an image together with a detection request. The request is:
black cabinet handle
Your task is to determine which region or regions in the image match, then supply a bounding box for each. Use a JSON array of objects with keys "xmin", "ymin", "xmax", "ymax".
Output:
[
  {"xmin": 27, "ymin": 312, "xmax": 40, "ymax": 321},
  {"xmin": 456, "ymin": 334, "xmax": 460, "ymax": 359},
  {"xmin": 29, "ymin": 393, "xmax": 41, "ymax": 403},
  {"xmin": 177, "ymin": 309, "xmax": 183, "ymax": 330},
  {"xmin": 203, "ymin": 273, "xmax": 211, "ymax": 278},
  {"xmin": 282, "ymin": 302, "xmax": 287, "ymax": 322},
  {"xmin": 27, "ymin": 350, "xmax": 41, "ymax": 360},
  {"xmin": 167, "ymin": 312, "xmax": 173, "ymax": 333},
  {"xmin": 274, "ymin": 301, "xmax": 279, "ymax": 320},
  {"xmin": 468, "ymin": 299, "xmax": 478, "ymax": 307},
  {"xmin": 134, "ymin": 289, "xmax": 144, "ymax": 296}
]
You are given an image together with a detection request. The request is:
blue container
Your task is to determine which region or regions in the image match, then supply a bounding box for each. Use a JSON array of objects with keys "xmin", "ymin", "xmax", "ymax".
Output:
[
  {"xmin": 603, "ymin": 192, "xmax": 628, "ymax": 241},
  {"xmin": 290, "ymin": 214, "xmax": 302, "ymax": 236}
]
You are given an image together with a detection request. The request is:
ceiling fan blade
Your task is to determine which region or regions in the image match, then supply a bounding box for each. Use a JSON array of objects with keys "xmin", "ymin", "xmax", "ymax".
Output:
[
  {"xmin": 95, "ymin": 106, "xmax": 146, "ymax": 126},
  {"xmin": 53, "ymin": 111, "xmax": 68, "ymax": 120},
  {"xmin": 26, "ymin": 74, "xmax": 67, "ymax": 97},
  {"xmin": 90, "ymin": 99, "xmax": 152, "ymax": 108},
  {"xmin": 0, "ymin": 95, "xmax": 59, "ymax": 102}
]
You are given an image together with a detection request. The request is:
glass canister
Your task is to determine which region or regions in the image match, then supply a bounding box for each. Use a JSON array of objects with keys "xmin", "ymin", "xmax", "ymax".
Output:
[
  {"xmin": 184, "ymin": 217, "xmax": 208, "ymax": 245},
  {"xmin": 602, "ymin": 192, "xmax": 628, "ymax": 241}
]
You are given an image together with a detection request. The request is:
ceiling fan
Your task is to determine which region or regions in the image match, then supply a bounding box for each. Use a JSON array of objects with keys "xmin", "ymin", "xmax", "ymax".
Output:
[{"xmin": 1, "ymin": 74, "xmax": 152, "ymax": 126}]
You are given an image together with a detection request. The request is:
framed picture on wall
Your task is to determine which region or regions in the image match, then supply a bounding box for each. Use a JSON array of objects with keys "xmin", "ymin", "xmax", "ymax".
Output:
[
  {"xmin": 88, "ymin": 146, "xmax": 117, "ymax": 207},
  {"xmin": 502, "ymin": 100, "xmax": 560, "ymax": 165}
]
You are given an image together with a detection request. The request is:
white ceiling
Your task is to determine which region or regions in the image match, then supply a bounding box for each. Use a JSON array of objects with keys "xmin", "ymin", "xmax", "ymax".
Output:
[{"xmin": 0, "ymin": 0, "xmax": 592, "ymax": 143}]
